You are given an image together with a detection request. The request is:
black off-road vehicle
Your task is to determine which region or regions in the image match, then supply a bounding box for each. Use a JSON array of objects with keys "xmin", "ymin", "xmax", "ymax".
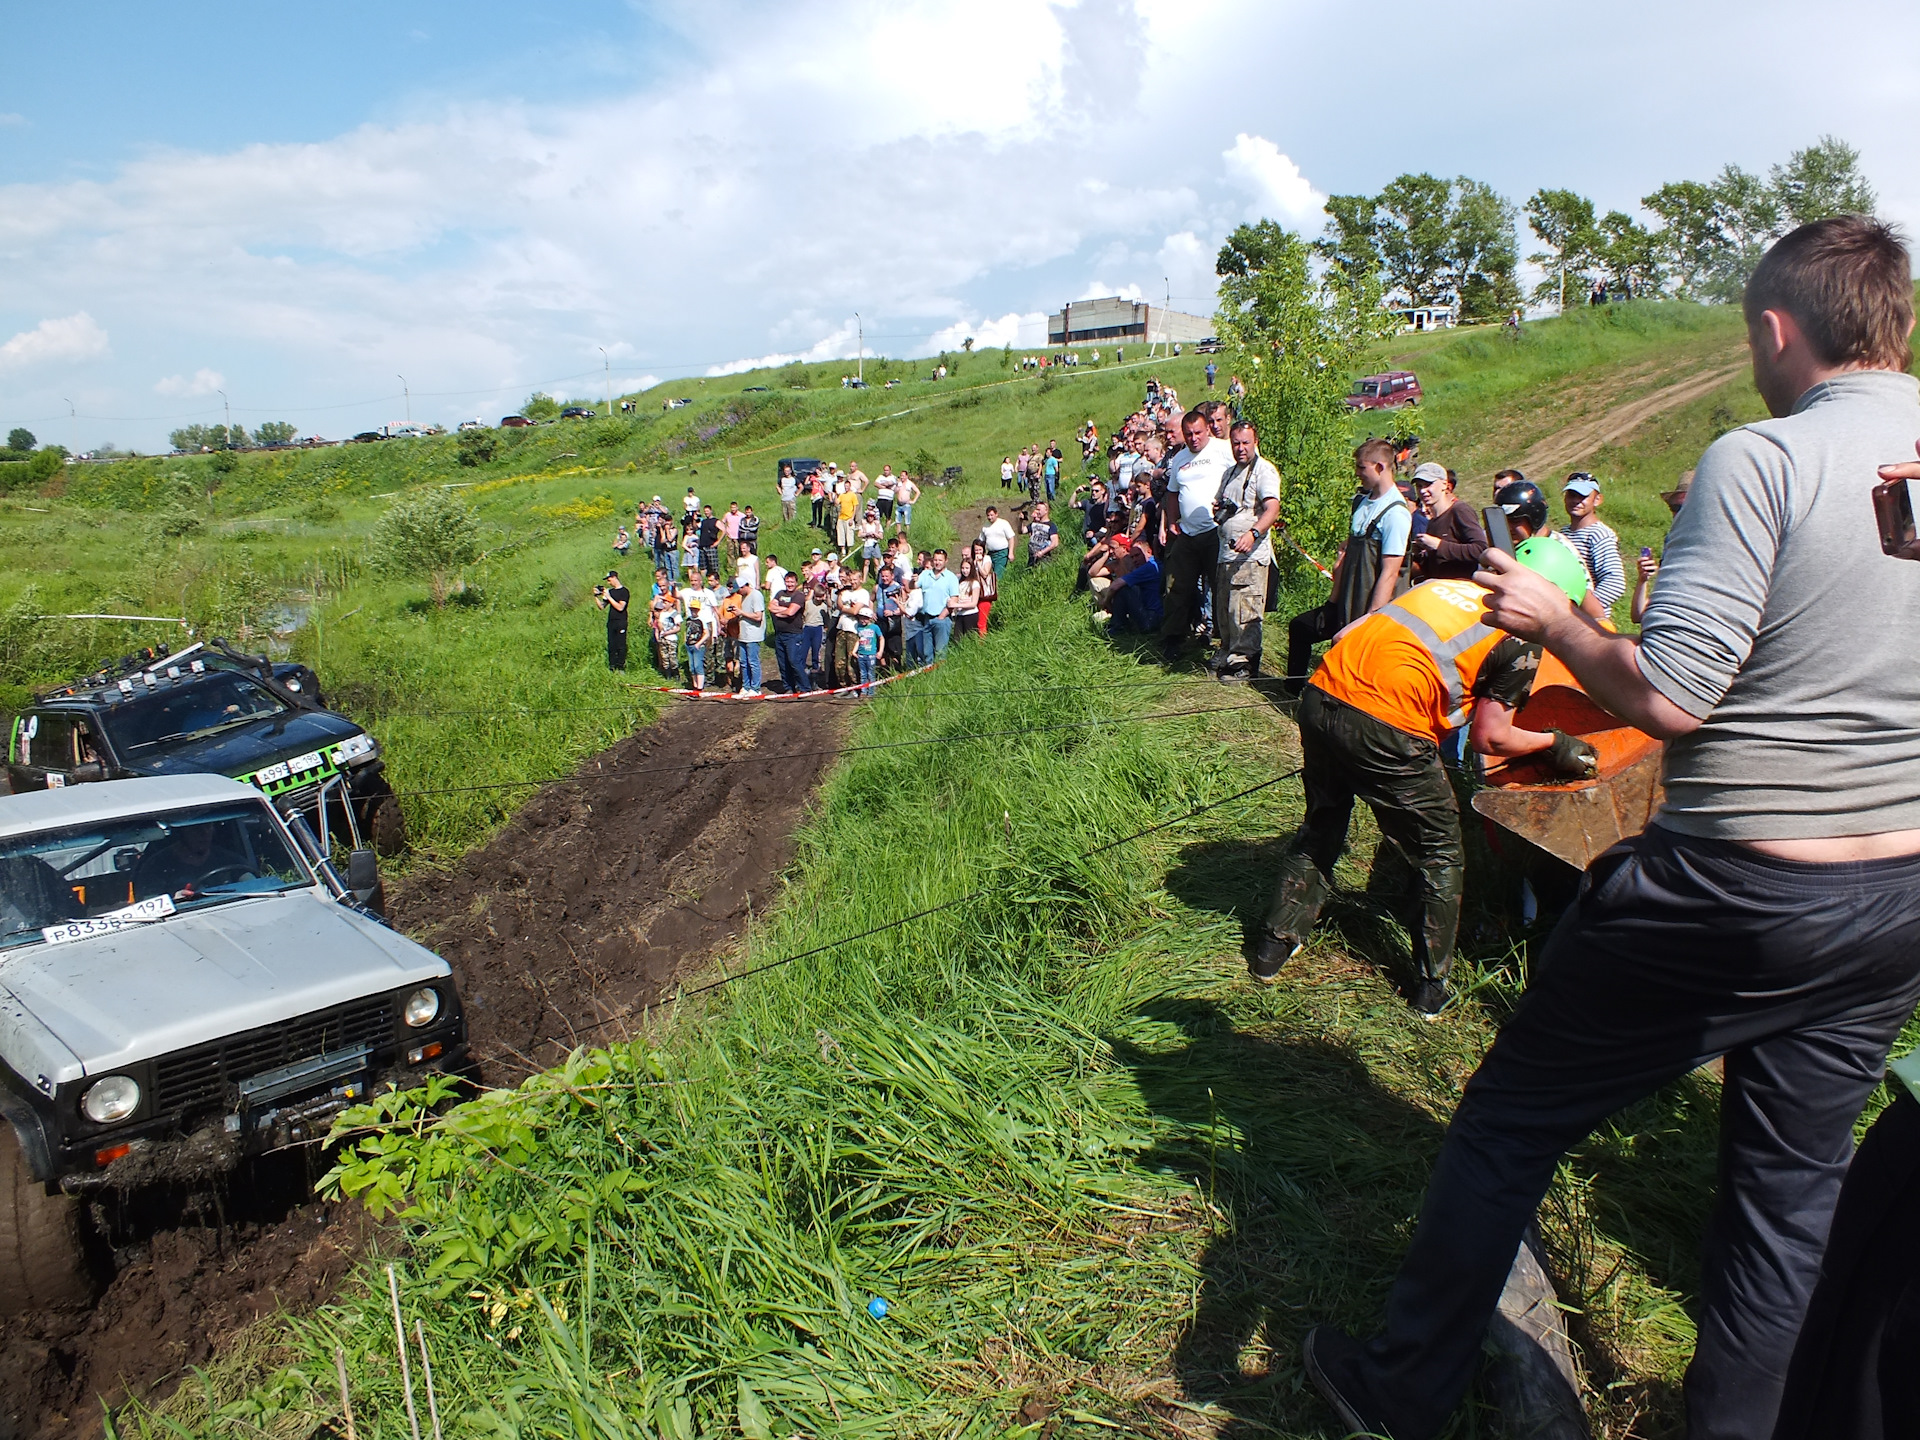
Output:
[{"xmin": 6, "ymin": 639, "xmax": 404, "ymax": 858}]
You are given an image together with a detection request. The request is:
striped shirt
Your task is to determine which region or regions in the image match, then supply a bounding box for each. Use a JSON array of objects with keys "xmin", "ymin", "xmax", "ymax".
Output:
[{"xmin": 1563, "ymin": 520, "xmax": 1626, "ymax": 609}]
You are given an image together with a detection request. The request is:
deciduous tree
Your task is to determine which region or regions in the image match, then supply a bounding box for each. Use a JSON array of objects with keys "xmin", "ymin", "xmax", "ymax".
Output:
[
  {"xmin": 6, "ymin": 428, "xmax": 33, "ymax": 454},
  {"xmin": 1215, "ymin": 220, "xmax": 1391, "ymax": 562},
  {"xmin": 1526, "ymin": 189, "xmax": 1601, "ymax": 311},
  {"xmin": 1376, "ymin": 172, "xmax": 1455, "ymax": 308},
  {"xmin": 368, "ymin": 488, "xmax": 482, "ymax": 607}
]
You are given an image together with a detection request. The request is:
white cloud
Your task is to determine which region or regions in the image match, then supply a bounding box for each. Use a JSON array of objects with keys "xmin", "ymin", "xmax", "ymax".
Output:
[
  {"xmin": 705, "ymin": 318, "xmax": 864, "ymax": 377},
  {"xmin": 927, "ymin": 311, "xmax": 1049, "ymax": 352},
  {"xmin": 153, "ymin": 367, "xmax": 225, "ymax": 396},
  {"xmin": 0, "ymin": 312, "xmax": 110, "ymax": 372},
  {"xmin": 1221, "ymin": 132, "xmax": 1327, "ymax": 228},
  {"xmin": 1077, "ymin": 281, "xmax": 1144, "ymax": 302},
  {"xmin": 0, "ymin": 112, "xmax": 26, "ymax": 128}
]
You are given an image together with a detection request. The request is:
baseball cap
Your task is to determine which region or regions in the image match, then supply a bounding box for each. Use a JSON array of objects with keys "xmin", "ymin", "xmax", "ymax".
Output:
[
  {"xmin": 1563, "ymin": 473, "xmax": 1602, "ymax": 497},
  {"xmin": 1411, "ymin": 462, "xmax": 1449, "ymax": 488},
  {"xmin": 811, "ymin": 547, "xmax": 823, "ymax": 555}
]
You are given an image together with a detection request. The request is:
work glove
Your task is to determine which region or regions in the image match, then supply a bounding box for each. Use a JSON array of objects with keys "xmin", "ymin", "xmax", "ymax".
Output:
[{"xmin": 1547, "ymin": 729, "xmax": 1599, "ymax": 780}]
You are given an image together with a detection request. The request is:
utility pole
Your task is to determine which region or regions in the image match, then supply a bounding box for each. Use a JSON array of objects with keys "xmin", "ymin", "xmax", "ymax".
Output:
[
  {"xmin": 599, "ymin": 347, "xmax": 612, "ymax": 415},
  {"xmin": 63, "ymin": 397, "xmax": 74, "ymax": 455},
  {"xmin": 217, "ymin": 389, "xmax": 231, "ymax": 447},
  {"xmin": 854, "ymin": 313, "xmax": 863, "ymax": 383},
  {"xmin": 397, "ymin": 375, "xmax": 410, "ymax": 424}
]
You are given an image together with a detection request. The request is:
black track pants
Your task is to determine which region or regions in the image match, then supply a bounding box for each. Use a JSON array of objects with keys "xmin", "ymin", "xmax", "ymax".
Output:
[
  {"xmin": 1264, "ymin": 685, "xmax": 1462, "ymax": 984},
  {"xmin": 1332, "ymin": 826, "xmax": 1920, "ymax": 1440}
]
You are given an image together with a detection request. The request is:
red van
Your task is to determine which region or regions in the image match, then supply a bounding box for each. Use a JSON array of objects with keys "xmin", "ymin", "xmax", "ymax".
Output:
[{"xmin": 1344, "ymin": 370, "xmax": 1422, "ymax": 410}]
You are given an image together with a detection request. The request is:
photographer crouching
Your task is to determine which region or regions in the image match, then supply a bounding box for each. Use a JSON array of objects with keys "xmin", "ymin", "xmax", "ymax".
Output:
[
  {"xmin": 1300, "ymin": 216, "xmax": 1920, "ymax": 1440},
  {"xmin": 594, "ymin": 570, "xmax": 630, "ymax": 671}
]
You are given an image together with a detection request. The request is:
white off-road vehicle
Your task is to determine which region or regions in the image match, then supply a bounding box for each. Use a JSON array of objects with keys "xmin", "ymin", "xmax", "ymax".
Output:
[{"xmin": 0, "ymin": 775, "xmax": 467, "ymax": 1313}]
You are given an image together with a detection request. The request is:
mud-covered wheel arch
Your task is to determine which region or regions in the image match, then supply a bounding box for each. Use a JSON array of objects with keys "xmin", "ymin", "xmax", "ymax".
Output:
[{"xmin": 0, "ymin": 1121, "xmax": 98, "ymax": 1316}]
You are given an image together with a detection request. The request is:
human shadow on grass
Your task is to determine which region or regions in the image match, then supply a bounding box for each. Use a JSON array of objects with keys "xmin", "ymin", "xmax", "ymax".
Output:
[
  {"xmin": 1109, "ymin": 998, "xmax": 1447, "ymax": 1434},
  {"xmin": 1165, "ymin": 834, "xmax": 1434, "ymax": 997}
]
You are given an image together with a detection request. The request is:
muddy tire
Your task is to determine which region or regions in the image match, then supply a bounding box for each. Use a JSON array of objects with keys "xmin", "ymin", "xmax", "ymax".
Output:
[
  {"xmin": 363, "ymin": 781, "xmax": 407, "ymax": 857},
  {"xmin": 0, "ymin": 1124, "xmax": 96, "ymax": 1315}
]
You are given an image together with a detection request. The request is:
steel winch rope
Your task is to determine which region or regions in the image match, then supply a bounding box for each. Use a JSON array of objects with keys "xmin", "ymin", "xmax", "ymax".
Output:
[
  {"xmin": 393, "ymin": 699, "xmax": 1281, "ymax": 798},
  {"xmin": 575, "ymin": 764, "xmax": 1308, "ymax": 1029}
]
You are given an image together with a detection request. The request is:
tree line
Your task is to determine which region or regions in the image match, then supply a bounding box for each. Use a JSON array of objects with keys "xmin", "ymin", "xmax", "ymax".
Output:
[
  {"xmin": 1317, "ymin": 135, "xmax": 1875, "ymax": 320},
  {"xmin": 168, "ymin": 420, "xmax": 298, "ymax": 451}
]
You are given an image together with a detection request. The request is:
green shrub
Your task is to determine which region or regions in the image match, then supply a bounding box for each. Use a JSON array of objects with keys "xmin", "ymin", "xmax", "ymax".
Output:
[
  {"xmin": 456, "ymin": 429, "xmax": 497, "ymax": 467},
  {"xmin": 368, "ymin": 488, "xmax": 482, "ymax": 607}
]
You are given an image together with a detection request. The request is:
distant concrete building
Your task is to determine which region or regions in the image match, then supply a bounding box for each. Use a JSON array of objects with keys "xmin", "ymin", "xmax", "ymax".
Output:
[
  {"xmin": 1395, "ymin": 304, "xmax": 1456, "ymax": 332},
  {"xmin": 1046, "ymin": 296, "xmax": 1214, "ymax": 349}
]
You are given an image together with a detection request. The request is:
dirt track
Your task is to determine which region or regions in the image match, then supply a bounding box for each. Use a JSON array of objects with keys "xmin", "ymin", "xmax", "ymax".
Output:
[
  {"xmin": 1517, "ymin": 361, "xmax": 1748, "ymax": 476},
  {"xmin": 0, "ymin": 694, "xmax": 850, "ymax": 1440}
]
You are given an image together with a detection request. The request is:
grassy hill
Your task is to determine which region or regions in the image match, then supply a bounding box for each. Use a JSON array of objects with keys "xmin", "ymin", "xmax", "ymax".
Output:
[{"xmin": 10, "ymin": 308, "xmax": 1829, "ymax": 1438}]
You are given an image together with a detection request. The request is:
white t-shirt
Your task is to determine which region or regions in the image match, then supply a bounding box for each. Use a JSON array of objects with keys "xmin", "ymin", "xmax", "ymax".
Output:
[
  {"xmin": 1000, "ymin": 461, "xmax": 1014, "ymax": 483},
  {"xmin": 683, "ymin": 492, "xmax": 700, "ymax": 514},
  {"xmin": 838, "ymin": 587, "xmax": 870, "ymax": 631},
  {"xmin": 979, "ymin": 517, "xmax": 1016, "ymax": 553},
  {"xmin": 1167, "ymin": 436, "xmax": 1233, "ymax": 535},
  {"xmin": 764, "ymin": 564, "xmax": 789, "ymax": 595},
  {"xmin": 876, "ymin": 473, "xmax": 897, "ymax": 497},
  {"xmin": 736, "ymin": 553, "xmax": 760, "ymax": 589}
]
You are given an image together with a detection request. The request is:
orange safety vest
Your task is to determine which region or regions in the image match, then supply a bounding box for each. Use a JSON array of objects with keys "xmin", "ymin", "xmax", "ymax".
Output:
[{"xmin": 1310, "ymin": 578, "xmax": 1506, "ymax": 742}]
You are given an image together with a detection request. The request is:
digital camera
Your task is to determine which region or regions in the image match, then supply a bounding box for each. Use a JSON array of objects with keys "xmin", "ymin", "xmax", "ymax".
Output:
[{"xmin": 1872, "ymin": 474, "xmax": 1920, "ymax": 561}]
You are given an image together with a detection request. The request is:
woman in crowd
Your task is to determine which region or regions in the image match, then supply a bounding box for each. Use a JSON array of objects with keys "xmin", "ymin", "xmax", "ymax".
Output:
[
  {"xmin": 953, "ymin": 557, "xmax": 983, "ymax": 636},
  {"xmin": 808, "ymin": 468, "xmax": 828, "ymax": 529},
  {"xmin": 801, "ymin": 579, "xmax": 829, "ymax": 682},
  {"xmin": 970, "ymin": 539, "xmax": 997, "ymax": 634},
  {"xmin": 858, "ymin": 507, "xmax": 885, "ymax": 578}
]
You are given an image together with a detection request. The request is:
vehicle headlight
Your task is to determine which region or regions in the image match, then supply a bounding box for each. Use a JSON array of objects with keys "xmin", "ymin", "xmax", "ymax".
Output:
[
  {"xmin": 333, "ymin": 733, "xmax": 378, "ymax": 765},
  {"xmin": 402, "ymin": 987, "xmax": 441, "ymax": 1028},
  {"xmin": 82, "ymin": 1075, "xmax": 141, "ymax": 1124}
]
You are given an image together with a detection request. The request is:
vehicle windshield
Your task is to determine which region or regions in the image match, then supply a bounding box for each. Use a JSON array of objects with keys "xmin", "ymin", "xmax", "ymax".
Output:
[
  {"xmin": 0, "ymin": 800, "xmax": 313, "ymax": 950},
  {"xmin": 1356, "ymin": 381, "xmax": 1381, "ymax": 396},
  {"xmin": 104, "ymin": 673, "xmax": 288, "ymax": 754}
]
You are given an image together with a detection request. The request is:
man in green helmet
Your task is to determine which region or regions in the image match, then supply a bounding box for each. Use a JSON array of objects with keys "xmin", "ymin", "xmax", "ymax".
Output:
[{"xmin": 1250, "ymin": 547, "xmax": 1599, "ymax": 1015}]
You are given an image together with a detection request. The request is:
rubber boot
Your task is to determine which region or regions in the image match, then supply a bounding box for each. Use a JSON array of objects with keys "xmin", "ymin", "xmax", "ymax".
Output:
[{"xmin": 1254, "ymin": 847, "xmax": 1331, "ymax": 981}]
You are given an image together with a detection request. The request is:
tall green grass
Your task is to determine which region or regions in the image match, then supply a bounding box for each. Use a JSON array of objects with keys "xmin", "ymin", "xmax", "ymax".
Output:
[{"xmin": 129, "ymin": 555, "xmax": 1734, "ymax": 1439}]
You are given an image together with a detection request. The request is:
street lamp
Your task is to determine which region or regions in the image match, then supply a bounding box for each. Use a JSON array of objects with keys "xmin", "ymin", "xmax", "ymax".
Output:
[
  {"xmin": 217, "ymin": 389, "xmax": 231, "ymax": 447},
  {"xmin": 63, "ymin": 397, "xmax": 74, "ymax": 455},
  {"xmin": 599, "ymin": 347, "xmax": 612, "ymax": 416},
  {"xmin": 398, "ymin": 375, "xmax": 410, "ymax": 424},
  {"xmin": 854, "ymin": 313, "xmax": 863, "ymax": 384}
]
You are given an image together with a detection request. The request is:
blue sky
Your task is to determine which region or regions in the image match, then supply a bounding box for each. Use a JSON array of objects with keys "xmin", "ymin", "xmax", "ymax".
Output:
[{"xmin": 5, "ymin": 0, "xmax": 1919, "ymax": 451}]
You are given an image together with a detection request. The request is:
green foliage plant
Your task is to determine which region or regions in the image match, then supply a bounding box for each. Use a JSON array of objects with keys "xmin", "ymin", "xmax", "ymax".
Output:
[
  {"xmin": 254, "ymin": 420, "xmax": 297, "ymax": 445},
  {"xmin": 1215, "ymin": 219, "xmax": 1392, "ymax": 562},
  {"xmin": 522, "ymin": 391, "xmax": 561, "ymax": 422},
  {"xmin": 368, "ymin": 488, "xmax": 482, "ymax": 606},
  {"xmin": 6, "ymin": 427, "xmax": 33, "ymax": 453},
  {"xmin": 456, "ymin": 428, "xmax": 498, "ymax": 467}
]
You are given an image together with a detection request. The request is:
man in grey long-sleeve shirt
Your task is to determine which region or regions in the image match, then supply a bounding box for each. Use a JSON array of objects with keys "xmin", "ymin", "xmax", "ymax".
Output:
[{"xmin": 1300, "ymin": 216, "xmax": 1920, "ymax": 1440}]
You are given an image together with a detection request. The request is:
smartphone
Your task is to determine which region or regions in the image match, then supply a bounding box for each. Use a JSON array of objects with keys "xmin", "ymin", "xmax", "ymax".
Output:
[
  {"xmin": 1872, "ymin": 474, "xmax": 1920, "ymax": 560},
  {"xmin": 1482, "ymin": 505, "xmax": 1515, "ymax": 556},
  {"xmin": 1641, "ymin": 546, "xmax": 1653, "ymax": 560}
]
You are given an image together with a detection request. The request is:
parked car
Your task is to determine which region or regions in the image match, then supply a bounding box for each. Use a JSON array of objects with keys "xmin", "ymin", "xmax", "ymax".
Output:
[
  {"xmin": 383, "ymin": 423, "xmax": 435, "ymax": 440},
  {"xmin": 7, "ymin": 639, "xmax": 405, "ymax": 858},
  {"xmin": 0, "ymin": 774, "xmax": 468, "ymax": 1312},
  {"xmin": 741, "ymin": 386, "xmax": 769, "ymax": 393},
  {"xmin": 456, "ymin": 419, "xmax": 488, "ymax": 432},
  {"xmin": 349, "ymin": 431, "xmax": 384, "ymax": 444},
  {"xmin": 662, "ymin": 398, "xmax": 693, "ymax": 410},
  {"xmin": 777, "ymin": 457, "xmax": 824, "ymax": 487},
  {"xmin": 500, "ymin": 415, "xmax": 534, "ymax": 428},
  {"xmin": 1344, "ymin": 370, "xmax": 1423, "ymax": 410},
  {"xmin": 560, "ymin": 406, "xmax": 598, "ymax": 420},
  {"xmin": 1195, "ymin": 336, "xmax": 1224, "ymax": 354}
]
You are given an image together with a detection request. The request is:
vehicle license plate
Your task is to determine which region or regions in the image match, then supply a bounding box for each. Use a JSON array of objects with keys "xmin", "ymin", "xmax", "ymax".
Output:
[{"xmin": 43, "ymin": 894, "xmax": 176, "ymax": 945}]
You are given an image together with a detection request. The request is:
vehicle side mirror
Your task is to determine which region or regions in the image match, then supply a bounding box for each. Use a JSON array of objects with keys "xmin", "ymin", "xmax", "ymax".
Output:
[
  {"xmin": 70, "ymin": 763, "xmax": 105, "ymax": 783},
  {"xmin": 347, "ymin": 849, "xmax": 379, "ymax": 893}
]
